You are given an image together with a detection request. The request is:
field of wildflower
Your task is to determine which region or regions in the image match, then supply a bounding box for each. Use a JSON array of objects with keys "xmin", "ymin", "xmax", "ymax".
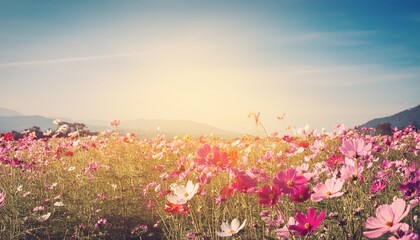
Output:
[{"xmin": 0, "ymin": 121, "xmax": 419, "ymax": 239}]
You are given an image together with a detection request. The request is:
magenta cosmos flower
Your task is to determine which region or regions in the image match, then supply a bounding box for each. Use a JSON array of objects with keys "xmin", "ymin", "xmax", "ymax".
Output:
[
  {"xmin": 311, "ymin": 178, "xmax": 344, "ymax": 202},
  {"xmin": 258, "ymin": 185, "xmax": 281, "ymax": 206},
  {"xmin": 363, "ymin": 198, "xmax": 411, "ymax": 239},
  {"xmin": 289, "ymin": 207, "xmax": 326, "ymax": 236},
  {"xmin": 339, "ymin": 138, "xmax": 372, "ymax": 158},
  {"xmin": 273, "ymin": 168, "xmax": 308, "ymax": 195},
  {"xmin": 290, "ymin": 185, "xmax": 311, "ymax": 203}
]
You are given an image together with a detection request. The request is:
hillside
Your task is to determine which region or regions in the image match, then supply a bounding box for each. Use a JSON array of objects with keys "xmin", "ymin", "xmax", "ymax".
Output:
[
  {"xmin": 0, "ymin": 115, "xmax": 55, "ymax": 132},
  {"xmin": 0, "ymin": 112, "xmax": 240, "ymax": 138},
  {"xmin": 361, "ymin": 104, "xmax": 420, "ymax": 129},
  {"xmin": 0, "ymin": 107, "xmax": 22, "ymax": 117},
  {"xmin": 121, "ymin": 119, "xmax": 240, "ymax": 138}
]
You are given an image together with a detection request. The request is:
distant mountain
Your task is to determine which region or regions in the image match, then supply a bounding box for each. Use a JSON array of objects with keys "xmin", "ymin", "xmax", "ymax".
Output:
[
  {"xmin": 0, "ymin": 114, "xmax": 240, "ymax": 138},
  {"xmin": 0, "ymin": 107, "xmax": 22, "ymax": 117},
  {"xmin": 0, "ymin": 115, "xmax": 55, "ymax": 132},
  {"xmin": 121, "ymin": 119, "xmax": 240, "ymax": 138},
  {"xmin": 361, "ymin": 104, "xmax": 420, "ymax": 129},
  {"xmin": 84, "ymin": 119, "xmax": 241, "ymax": 138}
]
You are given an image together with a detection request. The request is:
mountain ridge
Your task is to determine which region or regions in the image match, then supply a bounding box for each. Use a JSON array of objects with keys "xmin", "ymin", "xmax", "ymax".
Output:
[
  {"xmin": 0, "ymin": 108, "xmax": 241, "ymax": 138},
  {"xmin": 361, "ymin": 104, "xmax": 420, "ymax": 129},
  {"xmin": 0, "ymin": 107, "xmax": 22, "ymax": 117}
]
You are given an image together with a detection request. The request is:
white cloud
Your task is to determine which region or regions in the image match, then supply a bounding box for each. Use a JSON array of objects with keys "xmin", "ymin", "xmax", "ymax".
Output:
[{"xmin": 0, "ymin": 52, "xmax": 145, "ymax": 67}]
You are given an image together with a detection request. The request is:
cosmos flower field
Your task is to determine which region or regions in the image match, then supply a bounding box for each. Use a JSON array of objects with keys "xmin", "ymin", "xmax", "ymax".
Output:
[{"xmin": 0, "ymin": 123, "xmax": 419, "ymax": 239}]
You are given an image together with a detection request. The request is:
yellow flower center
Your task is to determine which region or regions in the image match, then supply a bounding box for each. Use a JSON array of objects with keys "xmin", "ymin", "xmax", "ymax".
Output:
[
  {"xmin": 269, "ymin": 193, "xmax": 275, "ymax": 199},
  {"xmin": 299, "ymin": 194, "xmax": 304, "ymax": 199},
  {"xmin": 184, "ymin": 193, "xmax": 189, "ymax": 197},
  {"xmin": 287, "ymin": 180, "xmax": 293, "ymax": 187},
  {"xmin": 326, "ymin": 191, "xmax": 332, "ymax": 196},
  {"xmin": 229, "ymin": 229, "xmax": 236, "ymax": 234},
  {"xmin": 385, "ymin": 221, "xmax": 393, "ymax": 227},
  {"xmin": 304, "ymin": 223, "xmax": 310, "ymax": 229}
]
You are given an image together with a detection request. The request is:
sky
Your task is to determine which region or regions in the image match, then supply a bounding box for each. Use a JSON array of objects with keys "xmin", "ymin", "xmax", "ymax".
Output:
[{"xmin": 0, "ymin": 0, "xmax": 420, "ymax": 134}]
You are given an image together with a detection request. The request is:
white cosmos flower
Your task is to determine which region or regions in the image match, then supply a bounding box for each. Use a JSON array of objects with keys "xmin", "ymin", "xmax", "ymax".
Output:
[
  {"xmin": 33, "ymin": 206, "xmax": 44, "ymax": 212},
  {"xmin": 167, "ymin": 180, "xmax": 199, "ymax": 204},
  {"xmin": 68, "ymin": 166, "xmax": 76, "ymax": 171},
  {"xmin": 216, "ymin": 218, "xmax": 247, "ymax": 237},
  {"xmin": 37, "ymin": 212, "xmax": 51, "ymax": 222}
]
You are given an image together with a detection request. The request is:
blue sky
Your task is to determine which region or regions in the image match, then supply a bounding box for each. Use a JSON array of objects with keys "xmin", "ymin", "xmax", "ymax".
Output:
[{"xmin": 0, "ymin": 0, "xmax": 419, "ymax": 133}]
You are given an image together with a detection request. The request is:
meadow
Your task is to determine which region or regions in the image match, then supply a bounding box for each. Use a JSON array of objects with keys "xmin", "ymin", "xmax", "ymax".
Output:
[{"xmin": 0, "ymin": 122, "xmax": 418, "ymax": 239}]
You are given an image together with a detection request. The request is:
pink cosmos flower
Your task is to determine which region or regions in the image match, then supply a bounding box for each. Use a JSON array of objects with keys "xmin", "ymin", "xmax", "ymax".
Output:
[
  {"xmin": 3, "ymin": 132, "xmax": 14, "ymax": 141},
  {"xmin": 310, "ymin": 139, "xmax": 326, "ymax": 154},
  {"xmin": 110, "ymin": 120, "xmax": 120, "ymax": 127},
  {"xmin": 388, "ymin": 223, "xmax": 418, "ymax": 240},
  {"xmin": 289, "ymin": 207, "xmax": 326, "ymax": 236},
  {"xmin": 363, "ymin": 198, "xmax": 411, "ymax": 239},
  {"xmin": 232, "ymin": 170, "xmax": 258, "ymax": 193},
  {"xmin": 325, "ymin": 154, "xmax": 345, "ymax": 167},
  {"xmin": 340, "ymin": 138, "xmax": 372, "ymax": 158},
  {"xmin": 193, "ymin": 144, "xmax": 213, "ymax": 165},
  {"xmin": 193, "ymin": 144, "xmax": 230, "ymax": 169},
  {"xmin": 0, "ymin": 191, "xmax": 5, "ymax": 208},
  {"xmin": 86, "ymin": 161, "xmax": 99, "ymax": 172},
  {"xmin": 258, "ymin": 185, "xmax": 281, "ymax": 206},
  {"xmin": 311, "ymin": 178, "xmax": 345, "ymax": 202},
  {"xmin": 370, "ymin": 180, "xmax": 387, "ymax": 195},
  {"xmin": 164, "ymin": 202, "xmax": 189, "ymax": 215},
  {"xmin": 219, "ymin": 184, "xmax": 236, "ymax": 202},
  {"xmin": 273, "ymin": 168, "xmax": 308, "ymax": 195},
  {"xmin": 95, "ymin": 218, "xmax": 107, "ymax": 229},
  {"xmin": 340, "ymin": 164, "xmax": 364, "ymax": 182},
  {"xmin": 275, "ymin": 217, "xmax": 296, "ymax": 239}
]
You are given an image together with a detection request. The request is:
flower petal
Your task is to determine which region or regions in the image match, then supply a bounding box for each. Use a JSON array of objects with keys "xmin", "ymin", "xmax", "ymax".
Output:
[
  {"xmin": 238, "ymin": 219, "xmax": 247, "ymax": 232},
  {"xmin": 295, "ymin": 212, "xmax": 307, "ymax": 225},
  {"xmin": 391, "ymin": 198, "xmax": 410, "ymax": 224},
  {"xmin": 231, "ymin": 218, "xmax": 240, "ymax": 231},
  {"xmin": 307, "ymin": 207, "xmax": 317, "ymax": 223},
  {"xmin": 365, "ymin": 217, "xmax": 384, "ymax": 229},
  {"xmin": 376, "ymin": 205, "xmax": 394, "ymax": 222},
  {"xmin": 363, "ymin": 227, "xmax": 388, "ymax": 239},
  {"xmin": 216, "ymin": 231, "xmax": 232, "ymax": 237}
]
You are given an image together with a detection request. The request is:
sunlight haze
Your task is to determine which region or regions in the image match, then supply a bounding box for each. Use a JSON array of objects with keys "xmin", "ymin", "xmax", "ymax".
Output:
[{"xmin": 1, "ymin": 0, "xmax": 419, "ymax": 134}]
